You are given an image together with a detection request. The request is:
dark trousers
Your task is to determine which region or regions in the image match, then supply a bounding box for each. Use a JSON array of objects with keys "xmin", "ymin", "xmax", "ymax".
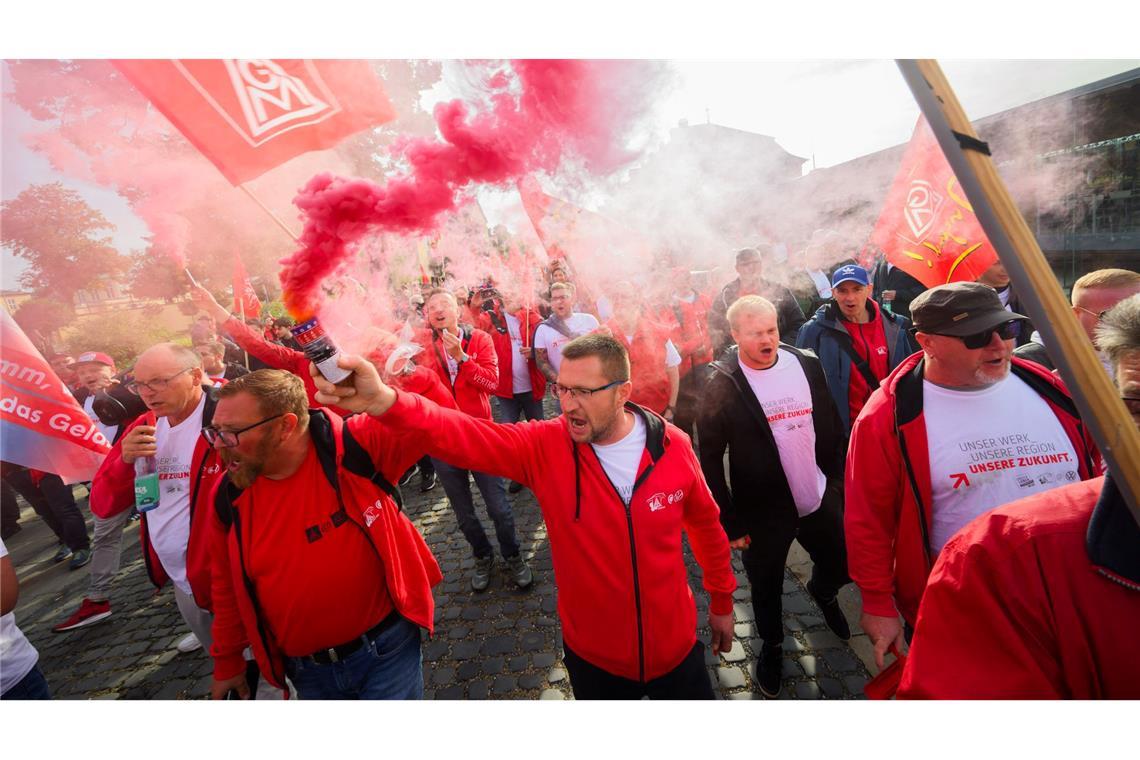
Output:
[
  {"xmin": 493, "ymin": 392, "xmax": 545, "ymax": 424},
  {"xmin": 562, "ymin": 640, "xmax": 715, "ymax": 700},
  {"xmin": 3, "ymin": 470, "xmax": 89, "ymax": 552},
  {"xmin": 431, "ymin": 458, "xmax": 520, "ymax": 560},
  {"xmin": 1, "ymin": 664, "xmax": 51, "ymax": 700},
  {"xmin": 673, "ymin": 363, "xmax": 712, "ymax": 440},
  {"xmin": 418, "ymin": 455, "xmax": 434, "ymax": 478},
  {"xmin": 741, "ymin": 488, "xmax": 849, "ymax": 645}
]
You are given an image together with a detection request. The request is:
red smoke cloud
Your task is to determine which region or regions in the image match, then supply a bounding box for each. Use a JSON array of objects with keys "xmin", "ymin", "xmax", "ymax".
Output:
[{"xmin": 280, "ymin": 59, "xmax": 665, "ymax": 317}]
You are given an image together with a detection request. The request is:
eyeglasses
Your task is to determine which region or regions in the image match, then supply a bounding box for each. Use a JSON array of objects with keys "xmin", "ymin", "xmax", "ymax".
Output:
[
  {"xmin": 946, "ymin": 320, "xmax": 1022, "ymax": 350},
  {"xmin": 201, "ymin": 414, "xmax": 285, "ymax": 448},
  {"xmin": 127, "ymin": 367, "xmax": 193, "ymax": 394},
  {"xmin": 1075, "ymin": 306, "xmax": 1109, "ymax": 322},
  {"xmin": 551, "ymin": 379, "xmax": 627, "ymax": 401}
]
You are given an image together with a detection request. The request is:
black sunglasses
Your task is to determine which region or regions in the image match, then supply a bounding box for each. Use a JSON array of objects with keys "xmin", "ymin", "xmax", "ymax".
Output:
[{"xmin": 947, "ymin": 320, "xmax": 1022, "ymax": 350}]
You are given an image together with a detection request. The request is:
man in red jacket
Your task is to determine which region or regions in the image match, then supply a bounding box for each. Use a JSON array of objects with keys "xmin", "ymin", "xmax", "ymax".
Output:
[
  {"xmin": 663, "ymin": 268, "xmax": 714, "ymax": 439},
  {"xmin": 846, "ymin": 282, "xmax": 1100, "ymax": 671},
  {"xmin": 53, "ymin": 344, "xmax": 219, "ymax": 657},
  {"xmin": 605, "ymin": 281, "xmax": 681, "ymax": 419},
  {"xmin": 899, "ymin": 294, "xmax": 1140, "ymax": 698},
  {"xmin": 207, "ymin": 370, "xmax": 441, "ymax": 700},
  {"xmin": 189, "ymin": 285, "xmax": 348, "ymax": 415},
  {"xmin": 311, "ymin": 334, "xmax": 736, "ymax": 699},
  {"xmin": 418, "ymin": 288, "xmax": 531, "ymax": 592}
]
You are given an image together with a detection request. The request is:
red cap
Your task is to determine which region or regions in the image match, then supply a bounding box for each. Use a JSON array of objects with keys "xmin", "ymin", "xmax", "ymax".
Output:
[{"xmin": 74, "ymin": 352, "xmax": 116, "ymax": 372}]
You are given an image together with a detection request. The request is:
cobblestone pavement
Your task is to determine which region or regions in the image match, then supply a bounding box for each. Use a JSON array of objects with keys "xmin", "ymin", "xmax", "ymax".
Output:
[{"xmin": 7, "ymin": 418, "xmax": 874, "ymax": 700}]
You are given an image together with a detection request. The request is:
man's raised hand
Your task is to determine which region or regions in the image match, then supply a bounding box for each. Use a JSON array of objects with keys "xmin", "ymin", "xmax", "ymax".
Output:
[
  {"xmin": 310, "ymin": 353, "xmax": 398, "ymax": 417},
  {"xmin": 188, "ymin": 284, "xmax": 229, "ymax": 323}
]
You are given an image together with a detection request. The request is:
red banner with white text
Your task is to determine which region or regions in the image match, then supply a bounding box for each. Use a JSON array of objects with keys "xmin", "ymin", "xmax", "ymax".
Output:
[
  {"xmin": 112, "ymin": 59, "xmax": 397, "ymax": 185},
  {"xmin": 870, "ymin": 117, "xmax": 997, "ymax": 288},
  {"xmin": 1, "ymin": 313, "xmax": 111, "ymax": 483}
]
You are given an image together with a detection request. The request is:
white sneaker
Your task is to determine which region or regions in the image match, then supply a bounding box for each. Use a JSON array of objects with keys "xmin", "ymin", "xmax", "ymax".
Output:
[{"xmin": 176, "ymin": 633, "xmax": 202, "ymax": 653}]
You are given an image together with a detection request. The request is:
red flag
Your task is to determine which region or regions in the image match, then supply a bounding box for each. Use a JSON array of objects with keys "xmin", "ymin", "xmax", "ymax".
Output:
[
  {"xmin": 1, "ymin": 313, "xmax": 111, "ymax": 484},
  {"xmin": 112, "ymin": 60, "xmax": 397, "ymax": 185},
  {"xmin": 232, "ymin": 252, "xmax": 263, "ymax": 318},
  {"xmin": 869, "ymin": 117, "xmax": 997, "ymax": 288}
]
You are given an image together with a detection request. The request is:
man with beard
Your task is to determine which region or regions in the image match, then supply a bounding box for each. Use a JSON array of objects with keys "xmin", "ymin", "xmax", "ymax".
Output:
[
  {"xmin": 845, "ymin": 283, "xmax": 1100, "ymax": 671},
  {"xmin": 52, "ymin": 345, "xmax": 219, "ymax": 657},
  {"xmin": 206, "ymin": 370, "xmax": 441, "ymax": 700},
  {"xmin": 308, "ymin": 334, "xmax": 736, "ymax": 699}
]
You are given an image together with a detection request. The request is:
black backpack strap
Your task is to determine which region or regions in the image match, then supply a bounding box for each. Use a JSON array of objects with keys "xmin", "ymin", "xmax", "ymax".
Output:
[
  {"xmin": 341, "ymin": 421, "xmax": 404, "ymax": 512},
  {"xmin": 835, "ymin": 332, "xmax": 882, "ymax": 391}
]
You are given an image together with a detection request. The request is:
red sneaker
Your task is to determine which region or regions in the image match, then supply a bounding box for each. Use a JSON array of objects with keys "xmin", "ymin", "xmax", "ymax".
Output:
[{"xmin": 52, "ymin": 598, "xmax": 112, "ymax": 632}]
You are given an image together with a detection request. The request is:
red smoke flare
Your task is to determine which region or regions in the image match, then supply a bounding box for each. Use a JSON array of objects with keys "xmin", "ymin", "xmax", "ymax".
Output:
[{"xmin": 279, "ymin": 60, "xmax": 664, "ymax": 318}]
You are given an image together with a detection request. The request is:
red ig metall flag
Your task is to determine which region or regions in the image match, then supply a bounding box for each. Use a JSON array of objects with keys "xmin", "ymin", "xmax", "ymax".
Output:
[
  {"xmin": 112, "ymin": 60, "xmax": 397, "ymax": 185},
  {"xmin": 0, "ymin": 313, "xmax": 111, "ymax": 484},
  {"xmin": 870, "ymin": 117, "xmax": 997, "ymax": 288},
  {"xmin": 232, "ymin": 252, "xmax": 262, "ymax": 318}
]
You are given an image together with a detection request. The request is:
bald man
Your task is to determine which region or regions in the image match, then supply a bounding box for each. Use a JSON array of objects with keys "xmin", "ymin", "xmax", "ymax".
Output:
[{"xmin": 54, "ymin": 344, "xmax": 221, "ymax": 656}]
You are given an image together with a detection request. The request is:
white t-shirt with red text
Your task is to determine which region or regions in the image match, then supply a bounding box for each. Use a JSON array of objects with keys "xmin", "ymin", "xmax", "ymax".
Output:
[
  {"xmin": 505, "ymin": 313, "xmax": 533, "ymax": 395},
  {"xmin": 148, "ymin": 393, "xmax": 207, "ymax": 596},
  {"xmin": 923, "ymin": 374, "xmax": 1080, "ymax": 553},
  {"xmin": 738, "ymin": 349, "xmax": 826, "ymax": 518},
  {"xmin": 534, "ymin": 313, "xmax": 600, "ymax": 375}
]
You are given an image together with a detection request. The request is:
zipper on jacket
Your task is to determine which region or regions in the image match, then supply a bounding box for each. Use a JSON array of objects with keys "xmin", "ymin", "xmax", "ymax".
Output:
[{"xmin": 595, "ymin": 449, "xmax": 657, "ymax": 684}]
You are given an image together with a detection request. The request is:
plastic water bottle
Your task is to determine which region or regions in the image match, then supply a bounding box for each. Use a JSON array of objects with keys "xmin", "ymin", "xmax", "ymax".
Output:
[
  {"xmin": 291, "ymin": 317, "xmax": 353, "ymax": 385},
  {"xmin": 134, "ymin": 456, "xmax": 160, "ymax": 513}
]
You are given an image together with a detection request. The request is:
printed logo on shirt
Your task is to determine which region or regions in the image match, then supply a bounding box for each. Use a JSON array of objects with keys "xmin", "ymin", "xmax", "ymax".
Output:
[
  {"xmin": 666, "ymin": 489, "xmax": 684, "ymax": 505},
  {"xmin": 876, "ymin": 346, "xmax": 888, "ymax": 356},
  {"xmin": 647, "ymin": 492, "xmax": 667, "ymax": 512},
  {"xmin": 363, "ymin": 499, "xmax": 383, "ymax": 528}
]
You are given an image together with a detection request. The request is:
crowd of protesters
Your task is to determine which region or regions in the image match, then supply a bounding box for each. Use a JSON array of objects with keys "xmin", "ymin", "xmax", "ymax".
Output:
[{"xmin": 3, "ymin": 234, "xmax": 1139, "ymax": 701}]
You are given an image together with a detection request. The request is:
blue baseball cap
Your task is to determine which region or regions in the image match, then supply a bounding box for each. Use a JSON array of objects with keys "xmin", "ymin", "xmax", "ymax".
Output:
[{"xmin": 831, "ymin": 265, "xmax": 870, "ymax": 288}]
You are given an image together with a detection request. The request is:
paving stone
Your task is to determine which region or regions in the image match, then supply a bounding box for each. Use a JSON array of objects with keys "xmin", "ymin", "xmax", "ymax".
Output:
[
  {"xmin": 800, "ymin": 615, "xmax": 824, "ymax": 628},
  {"xmin": 785, "ymin": 617, "xmax": 806, "ymax": 632},
  {"xmin": 455, "ymin": 661, "xmax": 480, "ymax": 681},
  {"xmin": 423, "ymin": 641, "xmax": 449, "ymax": 661},
  {"xmin": 734, "ymin": 623, "xmax": 757, "ymax": 638},
  {"xmin": 717, "ymin": 666, "xmax": 746, "ymax": 689},
  {"xmin": 794, "ymin": 681, "xmax": 822, "ymax": 700},
  {"xmin": 492, "ymin": 617, "xmax": 515, "ymax": 630},
  {"xmin": 536, "ymin": 616, "xmax": 558, "ymax": 627},
  {"xmin": 540, "ymin": 689, "xmax": 565, "ymax": 700},
  {"xmin": 468, "ymin": 680, "xmax": 490, "ymax": 700},
  {"xmin": 447, "ymin": 626, "xmax": 470, "ymax": 640},
  {"xmin": 844, "ymin": 675, "xmax": 869, "ymax": 696},
  {"xmin": 804, "ymin": 630, "xmax": 845, "ymax": 650},
  {"xmin": 481, "ymin": 635, "xmax": 517, "ymax": 656},
  {"xmin": 461, "ymin": 606, "xmax": 484, "ymax": 621},
  {"xmin": 518, "ymin": 673, "xmax": 544, "ymax": 690},
  {"xmin": 732, "ymin": 587, "xmax": 751, "ymax": 601},
  {"xmin": 819, "ymin": 677, "xmax": 844, "ymax": 699},
  {"xmin": 782, "ymin": 635, "xmax": 805, "ymax": 653},
  {"xmin": 533, "ymin": 652, "xmax": 556, "ymax": 669},
  {"xmin": 733, "ymin": 603, "xmax": 754, "ymax": 621},
  {"xmin": 431, "ymin": 667, "xmax": 456, "ymax": 686},
  {"xmin": 520, "ymin": 631, "xmax": 546, "ymax": 652},
  {"xmin": 436, "ymin": 685, "xmax": 464, "ymax": 700},
  {"xmin": 782, "ymin": 595, "xmax": 813, "ymax": 615},
  {"xmin": 493, "ymin": 676, "xmax": 518, "ymax": 695},
  {"xmin": 540, "ymin": 598, "xmax": 557, "ymax": 613},
  {"xmin": 547, "ymin": 667, "xmax": 566, "ymax": 683},
  {"xmin": 799, "ymin": 655, "xmax": 820, "ymax": 678},
  {"xmin": 509, "ymin": 655, "xmax": 529, "ymax": 672},
  {"xmin": 482, "ymin": 657, "xmax": 505, "ymax": 675},
  {"xmin": 728, "ymin": 691, "xmax": 758, "ymax": 700},
  {"xmin": 471, "ymin": 620, "xmax": 492, "ymax": 635},
  {"xmin": 153, "ymin": 678, "xmax": 192, "ymax": 700},
  {"xmin": 822, "ymin": 650, "xmax": 860, "ymax": 674},
  {"xmin": 721, "ymin": 640, "xmax": 746, "ymax": 663},
  {"xmin": 452, "ymin": 641, "xmax": 481, "ymax": 660}
]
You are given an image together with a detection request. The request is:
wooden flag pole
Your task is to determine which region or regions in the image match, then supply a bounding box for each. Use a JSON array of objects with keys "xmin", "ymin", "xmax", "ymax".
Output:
[
  {"xmin": 239, "ymin": 184, "xmax": 300, "ymax": 243},
  {"xmin": 897, "ymin": 59, "xmax": 1140, "ymax": 520}
]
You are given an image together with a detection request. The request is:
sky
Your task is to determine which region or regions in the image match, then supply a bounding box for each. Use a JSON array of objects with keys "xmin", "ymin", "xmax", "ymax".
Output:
[{"xmin": 1, "ymin": 4, "xmax": 1136, "ymax": 290}]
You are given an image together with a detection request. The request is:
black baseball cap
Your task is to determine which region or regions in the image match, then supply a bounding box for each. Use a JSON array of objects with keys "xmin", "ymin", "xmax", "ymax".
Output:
[{"xmin": 911, "ymin": 282, "xmax": 1028, "ymax": 336}]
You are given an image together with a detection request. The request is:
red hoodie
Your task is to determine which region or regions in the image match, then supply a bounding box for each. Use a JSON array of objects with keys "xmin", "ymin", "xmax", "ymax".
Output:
[
  {"xmin": 378, "ymin": 391, "xmax": 735, "ymax": 682},
  {"xmin": 89, "ymin": 394, "xmax": 223, "ymax": 612},
  {"xmin": 845, "ymin": 354, "xmax": 1101, "ymax": 624},
  {"xmin": 477, "ymin": 306, "xmax": 547, "ymax": 401},
  {"xmin": 415, "ymin": 325, "xmax": 499, "ymax": 419}
]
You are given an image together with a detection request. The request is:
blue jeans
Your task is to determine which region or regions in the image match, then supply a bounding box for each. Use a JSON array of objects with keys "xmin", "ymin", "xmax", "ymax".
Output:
[
  {"xmin": 493, "ymin": 393, "xmax": 545, "ymax": 424},
  {"xmin": 431, "ymin": 458, "xmax": 520, "ymax": 559},
  {"xmin": 285, "ymin": 617, "xmax": 423, "ymax": 700},
  {"xmin": 2, "ymin": 664, "xmax": 51, "ymax": 700}
]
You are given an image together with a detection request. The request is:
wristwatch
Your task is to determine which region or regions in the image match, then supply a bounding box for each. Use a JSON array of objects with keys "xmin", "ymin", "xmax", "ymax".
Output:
[{"xmin": 457, "ymin": 353, "xmax": 469, "ymax": 366}]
